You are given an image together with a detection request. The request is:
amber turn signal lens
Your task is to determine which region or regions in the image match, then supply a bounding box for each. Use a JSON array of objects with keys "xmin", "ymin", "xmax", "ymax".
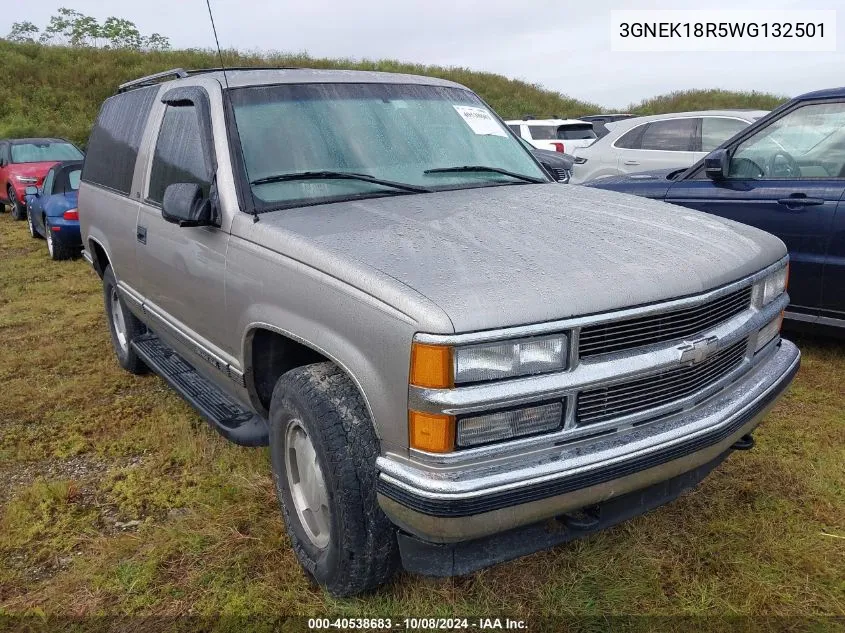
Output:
[
  {"xmin": 410, "ymin": 342, "xmax": 454, "ymax": 388},
  {"xmin": 409, "ymin": 410, "xmax": 455, "ymax": 453}
]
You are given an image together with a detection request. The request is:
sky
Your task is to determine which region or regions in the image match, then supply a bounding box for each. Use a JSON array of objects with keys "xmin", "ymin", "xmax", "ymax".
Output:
[{"xmin": 3, "ymin": 0, "xmax": 843, "ymax": 108}]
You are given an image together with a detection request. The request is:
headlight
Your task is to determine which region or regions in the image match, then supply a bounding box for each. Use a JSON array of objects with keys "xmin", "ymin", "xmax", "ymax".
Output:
[
  {"xmin": 457, "ymin": 401, "xmax": 564, "ymax": 448},
  {"xmin": 15, "ymin": 176, "xmax": 38, "ymax": 183},
  {"xmin": 453, "ymin": 335, "xmax": 567, "ymax": 384},
  {"xmin": 755, "ymin": 313, "xmax": 784, "ymax": 352},
  {"xmin": 408, "ymin": 335, "xmax": 569, "ymax": 453},
  {"xmin": 757, "ymin": 263, "xmax": 789, "ymax": 306}
]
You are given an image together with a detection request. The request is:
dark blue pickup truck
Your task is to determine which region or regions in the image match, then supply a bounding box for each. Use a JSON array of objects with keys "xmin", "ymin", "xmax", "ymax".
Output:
[{"xmin": 586, "ymin": 87, "xmax": 845, "ymax": 333}]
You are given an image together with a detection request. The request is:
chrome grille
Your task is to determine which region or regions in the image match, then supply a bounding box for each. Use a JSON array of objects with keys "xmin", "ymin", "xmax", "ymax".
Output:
[
  {"xmin": 579, "ymin": 286, "xmax": 752, "ymax": 358},
  {"xmin": 576, "ymin": 339, "xmax": 748, "ymax": 426}
]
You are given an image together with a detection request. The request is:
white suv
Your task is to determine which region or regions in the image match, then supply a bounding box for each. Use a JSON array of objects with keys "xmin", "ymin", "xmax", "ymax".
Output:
[
  {"xmin": 506, "ymin": 118, "xmax": 597, "ymax": 153},
  {"xmin": 570, "ymin": 110, "xmax": 767, "ymax": 184}
]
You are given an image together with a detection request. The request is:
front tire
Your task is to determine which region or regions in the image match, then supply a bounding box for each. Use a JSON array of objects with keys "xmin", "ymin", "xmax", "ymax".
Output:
[
  {"xmin": 8, "ymin": 187, "xmax": 25, "ymax": 220},
  {"xmin": 27, "ymin": 207, "xmax": 41, "ymax": 239},
  {"xmin": 269, "ymin": 362, "xmax": 399, "ymax": 597},
  {"xmin": 102, "ymin": 265, "xmax": 148, "ymax": 374}
]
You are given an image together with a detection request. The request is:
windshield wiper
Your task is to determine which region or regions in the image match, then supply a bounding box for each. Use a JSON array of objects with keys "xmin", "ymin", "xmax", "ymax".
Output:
[
  {"xmin": 250, "ymin": 170, "xmax": 432, "ymax": 193},
  {"xmin": 423, "ymin": 165, "xmax": 546, "ymax": 184}
]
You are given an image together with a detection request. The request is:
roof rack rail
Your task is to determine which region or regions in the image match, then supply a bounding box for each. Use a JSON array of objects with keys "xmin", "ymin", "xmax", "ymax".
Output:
[
  {"xmin": 184, "ymin": 66, "xmax": 299, "ymax": 75},
  {"xmin": 118, "ymin": 68, "xmax": 189, "ymax": 93},
  {"xmin": 117, "ymin": 66, "xmax": 302, "ymax": 93}
]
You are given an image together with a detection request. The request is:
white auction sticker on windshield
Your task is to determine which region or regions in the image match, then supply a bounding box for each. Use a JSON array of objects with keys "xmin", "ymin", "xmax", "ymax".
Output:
[{"xmin": 453, "ymin": 105, "xmax": 507, "ymax": 137}]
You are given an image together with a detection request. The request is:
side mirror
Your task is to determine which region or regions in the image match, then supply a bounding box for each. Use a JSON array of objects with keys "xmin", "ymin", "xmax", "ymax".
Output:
[
  {"xmin": 704, "ymin": 148, "xmax": 730, "ymax": 181},
  {"xmin": 161, "ymin": 183, "xmax": 213, "ymax": 227},
  {"xmin": 25, "ymin": 186, "xmax": 39, "ymax": 196},
  {"xmin": 0, "ymin": 159, "xmax": 6, "ymax": 168}
]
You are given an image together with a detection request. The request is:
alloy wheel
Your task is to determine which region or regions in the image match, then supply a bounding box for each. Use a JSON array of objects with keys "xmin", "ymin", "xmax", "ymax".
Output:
[{"xmin": 284, "ymin": 419, "xmax": 331, "ymax": 549}]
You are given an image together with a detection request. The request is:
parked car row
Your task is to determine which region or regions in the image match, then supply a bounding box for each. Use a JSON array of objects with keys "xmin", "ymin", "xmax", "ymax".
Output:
[{"xmin": 0, "ymin": 138, "xmax": 84, "ymax": 259}]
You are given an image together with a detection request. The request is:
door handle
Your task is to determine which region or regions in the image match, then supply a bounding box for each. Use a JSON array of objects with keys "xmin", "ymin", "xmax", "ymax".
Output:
[
  {"xmin": 136, "ymin": 225, "xmax": 147, "ymax": 244},
  {"xmin": 623, "ymin": 160, "xmax": 640, "ymax": 166},
  {"xmin": 777, "ymin": 196, "xmax": 824, "ymax": 209}
]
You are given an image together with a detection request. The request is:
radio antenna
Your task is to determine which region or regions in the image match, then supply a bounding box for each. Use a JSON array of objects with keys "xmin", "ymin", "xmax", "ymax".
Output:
[{"xmin": 205, "ymin": 0, "xmax": 229, "ymax": 89}]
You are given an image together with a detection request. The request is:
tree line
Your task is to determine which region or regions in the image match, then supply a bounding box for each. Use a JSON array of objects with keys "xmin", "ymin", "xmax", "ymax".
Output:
[{"xmin": 6, "ymin": 7, "xmax": 170, "ymax": 51}]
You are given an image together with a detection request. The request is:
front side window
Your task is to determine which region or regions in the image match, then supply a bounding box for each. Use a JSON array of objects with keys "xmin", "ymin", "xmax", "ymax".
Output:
[
  {"xmin": 700, "ymin": 117, "xmax": 749, "ymax": 152},
  {"xmin": 148, "ymin": 105, "xmax": 211, "ymax": 204},
  {"xmin": 507, "ymin": 124, "xmax": 522, "ymax": 137},
  {"xmin": 42, "ymin": 169, "xmax": 56, "ymax": 196},
  {"xmin": 10, "ymin": 142, "xmax": 83, "ymax": 164},
  {"xmin": 230, "ymin": 83, "xmax": 546, "ymax": 211},
  {"xmin": 729, "ymin": 102, "xmax": 845, "ymax": 179},
  {"xmin": 639, "ymin": 119, "xmax": 697, "ymax": 152}
]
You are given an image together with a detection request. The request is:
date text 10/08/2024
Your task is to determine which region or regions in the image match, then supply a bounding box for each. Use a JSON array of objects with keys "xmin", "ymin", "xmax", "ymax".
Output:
[{"xmin": 308, "ymin": 618, "xmax": 528, "ymax": 630}]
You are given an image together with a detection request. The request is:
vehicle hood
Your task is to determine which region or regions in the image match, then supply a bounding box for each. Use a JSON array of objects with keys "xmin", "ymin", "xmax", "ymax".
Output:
[
  {"xmin": 249, "ymin": 184, "xmax": 785, "ymax": 333},
  {"xmin": 584, "ymin": 168, "xmax": 681, "ymax": 198}
]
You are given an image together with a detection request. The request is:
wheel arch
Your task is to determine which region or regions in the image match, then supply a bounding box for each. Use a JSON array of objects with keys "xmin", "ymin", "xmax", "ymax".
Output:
[
  {"xmin": 243, "ymin": 324, "xmax": 381, "ymax": 439},
  {"xmin": 87, "ymin": 237, "xmax": 110, "ymax": 279}
]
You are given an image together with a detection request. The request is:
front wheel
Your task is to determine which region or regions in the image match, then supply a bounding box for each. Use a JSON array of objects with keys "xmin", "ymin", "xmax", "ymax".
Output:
[
  {"xmin": 269, "ymin": 362, "xmax": 399, "ymax": 597},
  {"xmin": 8, "ymin": 187, "xmax": 25, "ymax": 221},
  {"xmin": 27, "ymin": 207, "xmax": 41, "ymax": 239},
  {"xmin": 102, "ymin": 265, "xmax": 148, "ymax": 374}
]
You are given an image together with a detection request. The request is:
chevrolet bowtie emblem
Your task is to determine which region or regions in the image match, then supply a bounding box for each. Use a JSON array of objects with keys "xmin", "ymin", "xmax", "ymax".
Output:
[{"xmin": 678, "ymin": 336, "xmax": 719, "ymax": 366}]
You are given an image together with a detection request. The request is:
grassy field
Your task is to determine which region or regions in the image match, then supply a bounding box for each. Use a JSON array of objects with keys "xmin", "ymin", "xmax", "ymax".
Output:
[{"xmin": 0, "ymin": 208, "xmax": 843, "ymax": 629}]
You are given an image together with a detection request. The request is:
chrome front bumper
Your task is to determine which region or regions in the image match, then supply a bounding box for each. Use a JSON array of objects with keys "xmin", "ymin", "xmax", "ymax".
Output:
[{"xmin": 377, "ymin": 339, "xmax": 800, "ymax": 543}]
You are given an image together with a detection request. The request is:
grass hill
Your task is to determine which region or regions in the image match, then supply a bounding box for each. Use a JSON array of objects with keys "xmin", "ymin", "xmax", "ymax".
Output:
[
  {"xmin": 0, "ymin": 39, "xmax": 789, "ymax": 146},
  {"xmin": 628, "ymin": 88, "xmax": 788, "ymax": 115}
]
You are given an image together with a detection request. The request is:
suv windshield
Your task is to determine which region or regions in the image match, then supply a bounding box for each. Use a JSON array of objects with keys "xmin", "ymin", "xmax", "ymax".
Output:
[
  {"xmin": 230, "ymin": 82, "xmax": 546, "ymax": 210},
  {"xmin": 11, "ymin": 142, "xmax": 83, "ymax": 164}
]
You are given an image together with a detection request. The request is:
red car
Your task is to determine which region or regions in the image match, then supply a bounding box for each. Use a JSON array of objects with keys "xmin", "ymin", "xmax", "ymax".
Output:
[{"xmin": 0, "ymin": 138, "xmax": 84, "ymax": 220}]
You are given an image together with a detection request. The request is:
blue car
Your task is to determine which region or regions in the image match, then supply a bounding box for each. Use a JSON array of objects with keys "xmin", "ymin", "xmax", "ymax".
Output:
[
  {"xmin": 25, "ymin": 159, "xmax": 83, "ymax": 260},
  {"xmin": 586, "ymin": 87, "xmax": 845, "ymax": 334}
]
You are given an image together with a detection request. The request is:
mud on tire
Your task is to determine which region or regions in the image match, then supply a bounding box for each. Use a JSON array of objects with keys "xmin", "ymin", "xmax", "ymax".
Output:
[{"xmin": 269, "ymin": 362, "xmax": 399, "ymax": 597}]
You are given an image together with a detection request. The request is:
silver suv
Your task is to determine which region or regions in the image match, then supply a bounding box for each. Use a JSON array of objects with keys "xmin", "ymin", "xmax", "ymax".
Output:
[{"xmin": 79, "ymin": 67, "xmax": 800, "ymax": 596}]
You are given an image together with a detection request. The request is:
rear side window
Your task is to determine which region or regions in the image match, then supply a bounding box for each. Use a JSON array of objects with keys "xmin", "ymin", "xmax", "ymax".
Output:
[
  {"xmin": 81, "ymin": 86, "xmax": 157, "ymax": 195},
  {"xmin": 507, "ymin": 124, "xmax": 521, "ymax": 137},
  {"xmin": 526, "ymin": 125, "xmax": 559, "ymax": 140},
  {"xmin": 639, "ymin": 119, "xmax": 697, "ymax": 151},
  {"xmin": 68, "ymin": 169, "xmax": 81, "ymax": 190},
  {"xmin": 147, "ymin": 104, "xmax": 210, "ymax": 204},
  {"xmin": 615, "ymin": 124, "xmax": 646, "ymax": 149},
  {"xmin": 558, "ymin": 124, "xmax": 597, "ymax": 140}
]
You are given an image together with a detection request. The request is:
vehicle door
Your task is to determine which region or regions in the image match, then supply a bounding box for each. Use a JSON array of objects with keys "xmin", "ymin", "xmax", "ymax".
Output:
[
  {"xmin": 135, "ymin": 86, "xmax": 232, "ymax": 369},
  {"xmin": 820, "ymin": 193, "xmax": 845, "ymax": 322},
  {"xmin": 618, "ymin": 118, "xmax": 697, "ymax": 174},
  {"xmin": 30, "ymin": 166, "xmax": 56, "ymax": 233},
  {"xmin": 664, "ymin": 100, "xmax": 845, "ymax": 317},
  {"xmin": 694, "ymin": 116, "xmax": 753, "ymax": 162},
  {"xmin": 0, "ymin": 142, "xmax": 10, "ymax": 201}
]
